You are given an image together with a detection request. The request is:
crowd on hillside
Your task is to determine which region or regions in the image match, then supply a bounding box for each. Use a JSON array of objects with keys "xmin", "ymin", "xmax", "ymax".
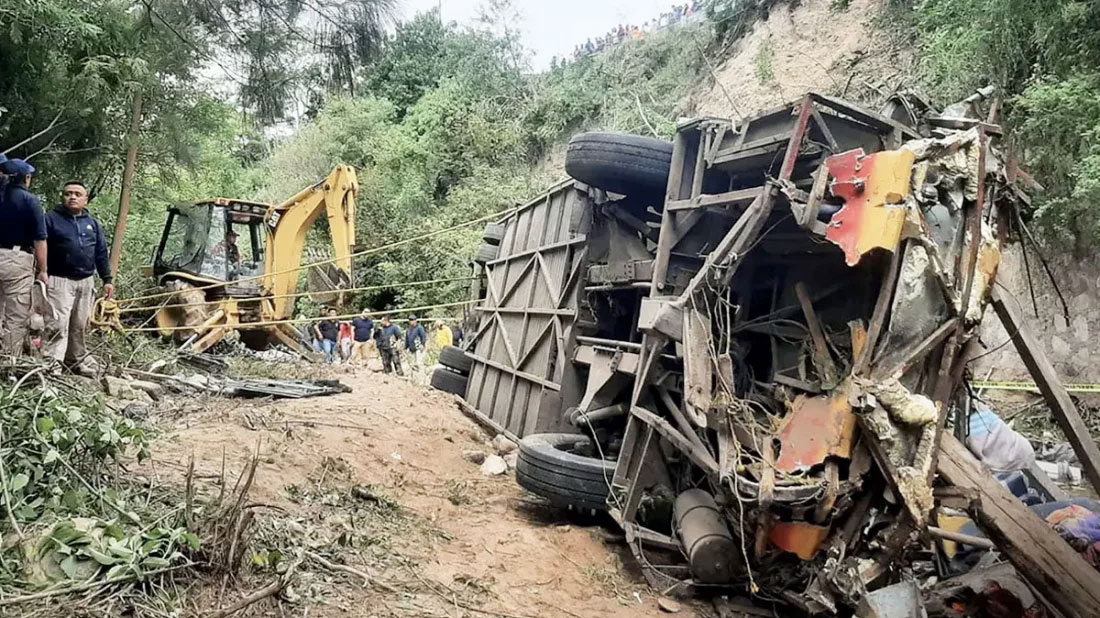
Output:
[{"xmin": 562, "ymin": 1, "xmax": 705, "ymax": 64}]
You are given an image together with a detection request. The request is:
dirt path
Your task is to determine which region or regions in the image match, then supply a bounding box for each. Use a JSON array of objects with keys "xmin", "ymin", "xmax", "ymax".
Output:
[{"xmin": 146, "ymin": 366, "xmax": 702, "ymax": 617}]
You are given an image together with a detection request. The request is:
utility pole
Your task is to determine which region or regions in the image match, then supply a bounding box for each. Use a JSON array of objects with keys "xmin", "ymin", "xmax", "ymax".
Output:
[{"xmin": 109, "ymin": 89, "xmax": 143, "ymax": 277}]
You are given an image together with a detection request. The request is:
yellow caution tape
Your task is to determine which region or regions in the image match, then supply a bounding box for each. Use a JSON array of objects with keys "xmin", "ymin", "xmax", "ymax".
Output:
[{"xmin": 971, "ymin": 380, "xmax": 1100, "ymax": 394}]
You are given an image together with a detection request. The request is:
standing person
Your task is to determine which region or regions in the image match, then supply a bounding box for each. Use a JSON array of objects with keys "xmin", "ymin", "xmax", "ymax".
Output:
[
  {"xmin": 313, "ymin": 307, "xmax": 339, "ymax": 363},
  {"xmin": 404, "ymin": 315, "xmax": 427, "ymax": 379},
  {"xmin": 432, "ymin": 319, "xmax": 453, "ymax": 350},
  {"xmin": 43, "ymin": 181, "xmax": 113, "ymax": 372},
  {"xmin": 350, "ymin": 310, "xmax": 374, "ymax": 365},
  {"xmin": 338, "ymin": 319, "xmax": 354, "ymax": 361},
  {"xmin": 374, "ymin": 314, "xmax": 403, "ymax": 375},
  {"xmin": 0, "ymin": 159, "xmax": 48, "ymax": 356}
]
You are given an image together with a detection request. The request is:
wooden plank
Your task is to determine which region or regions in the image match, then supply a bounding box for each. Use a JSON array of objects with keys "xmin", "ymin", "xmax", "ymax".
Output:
[
  {"xmin": 855, "ymin": 244, "xmax": 904, "ymax": 376},
  {"xmin": 992, "ymin": 287, "xmax": 1100, "ymax": 495},
  {"xmin": 872, "ymin": 317, "xmax": 958, "ymax": 380},
  {"xmin": 937, "ymin": 434, "xmax": 1100, "ymax": 618},
  {"xmin": 795, "ymin": 281, "xmax": 838, "ymax": 388},
  {"xmin": 1024, "ymin": 461, "xmax": 1069, "ymax": 502}
]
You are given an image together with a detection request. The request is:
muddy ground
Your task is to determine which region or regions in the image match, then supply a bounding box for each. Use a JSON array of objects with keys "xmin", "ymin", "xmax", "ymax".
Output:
[{"xmin": 140, "ymin": 363, "xmax": 704, "ymax": 617}]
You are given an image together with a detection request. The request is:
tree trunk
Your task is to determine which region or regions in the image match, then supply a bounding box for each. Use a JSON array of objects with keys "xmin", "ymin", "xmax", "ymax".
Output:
[{"xmin": 109, "ymin": 90, "xmax": 143, "ymax": 278}]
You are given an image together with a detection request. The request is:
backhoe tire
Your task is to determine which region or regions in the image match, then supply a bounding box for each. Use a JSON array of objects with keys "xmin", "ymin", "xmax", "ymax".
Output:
[
  {"xmin": 474, "ymin": 243, "xmax": 498, "ymax": 265},
  {"xmin": 565, "ymin": 133, "xmax": 673, "ymax": 197},
  {"xmin": 439, "ymin": 346, "xmax": 473, "ymax": 375},
  {"xmin": 516, "ymin": 433, "xmax": 615, "ymax": 511},
  {"xmin": 430, "ymin": 367, "xmax": 468, "ymax": 396},
  {"xmin": 483, "ymin": 222, "xmax": 505, "ymax": 245}
]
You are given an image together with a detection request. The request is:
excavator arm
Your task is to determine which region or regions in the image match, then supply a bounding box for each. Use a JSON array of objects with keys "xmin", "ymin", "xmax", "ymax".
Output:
[{"xmin": 262, "ymin": 165, "xmax": 358, "ymax": 320}]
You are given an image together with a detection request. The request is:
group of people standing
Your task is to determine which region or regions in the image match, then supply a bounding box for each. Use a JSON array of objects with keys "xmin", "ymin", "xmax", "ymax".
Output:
[
  {"xmin": 306, "ymin": 309, "xmax": 460, "ymax": 377},
  {"xmin": 0, "ymin": 154, "xmax": 113, "ymax": 372},
  {"xmin": 566, "ymin": 1, "xmax": 703, "ymax": 62}
]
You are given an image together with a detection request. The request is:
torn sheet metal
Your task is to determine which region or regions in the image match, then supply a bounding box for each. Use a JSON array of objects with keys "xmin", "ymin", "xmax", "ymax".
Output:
[
  {"xmin": 775, "ymin": 389, "xmax": 858, "ymax": 473},
  {"xmin": 825, "ymin": 148, "xmax": 917, "ymax": 266},
  {"xmin": 769, "ymin": 521, "xmax": 830, "ymax": 560},
  {"xmin": 856, "ymin": 580, "xmax": 927, "ymax": 618}
]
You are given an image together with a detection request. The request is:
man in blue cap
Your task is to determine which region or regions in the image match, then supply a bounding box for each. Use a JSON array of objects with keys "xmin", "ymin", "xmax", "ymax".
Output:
[
  {"xmin": 44, "ymin": 180, "xmax": 113, "ymax": 372},
  {"xmin": 0, "ymin": 158, "xmax": 48, "ymax": 355}
]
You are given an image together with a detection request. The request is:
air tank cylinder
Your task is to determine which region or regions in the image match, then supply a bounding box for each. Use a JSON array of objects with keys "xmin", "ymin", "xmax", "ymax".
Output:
[{"xmin": 673, "ymin": 489, "xmax": 740, "ymax": 584}]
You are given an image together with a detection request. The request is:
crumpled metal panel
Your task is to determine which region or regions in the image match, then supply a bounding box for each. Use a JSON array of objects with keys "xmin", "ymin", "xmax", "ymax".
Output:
[
  {"xmin": 775, "ymin": 390, "xmax": 857, "ymax": 473},
  {"xmin": 825, "ymin": 148, "xmax": 917, "ymax": 266},
  {"xmin": 769, "ymin": 521, "xmax": 830, "ymax": 560}
]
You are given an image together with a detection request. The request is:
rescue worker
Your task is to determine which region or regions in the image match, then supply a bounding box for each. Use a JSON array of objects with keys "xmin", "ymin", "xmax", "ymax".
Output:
[
  {"xmin": 432, "ymin": 319, "xmax": 453, "ymax": 349},
  {"xmin": 313, "ymin": 307, "xmax": 339, "ymax": 363},
  {"xmin": 350, "ymin": 310, "xmax": 374, "ymax": 365},
  {"xmin": 0, "ymin": 159, "xmax": 48, "ymax": 355},
  {"xmin": 44, "ymin": 181, "xmax": 113, "ymax": 371},
  {"xmin": 404, "ymin": 315, "xmax": 427, "ymax": 380},
  {"xmin": 374, "ymin": 314, "xmax": 403, "ymax": 375}
]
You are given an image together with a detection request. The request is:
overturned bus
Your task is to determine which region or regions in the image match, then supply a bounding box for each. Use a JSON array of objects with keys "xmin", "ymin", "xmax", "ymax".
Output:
[{"xmin": 430, "ymin": 91, "xmax": 1097, "ymax": 614}]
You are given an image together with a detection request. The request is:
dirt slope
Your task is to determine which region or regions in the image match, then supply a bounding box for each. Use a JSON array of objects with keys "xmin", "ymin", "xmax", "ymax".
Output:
[
  {"xmin": 689, "ymin": 0, "xmax": 914, "ymax": 119},
  {"xmin": 145, "ymin": 367, "xmax": 697, "ymax": 617}
]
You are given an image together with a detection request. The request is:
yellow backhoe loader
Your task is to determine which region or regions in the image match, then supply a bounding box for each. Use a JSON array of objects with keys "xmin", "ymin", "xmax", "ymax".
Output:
[{"xmin": 122, "ymin": 166, "xmax": 358, "ymax": 353}]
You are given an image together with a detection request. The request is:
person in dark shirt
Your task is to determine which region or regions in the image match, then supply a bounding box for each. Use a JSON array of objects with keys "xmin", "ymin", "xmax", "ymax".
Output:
[
  {"xmin": 0, "ymin": 159, "xmax": 48, "ymax": 355},
  {"xmin": 350, "ymin": 311, "xmax": 374, "ymax": 365},
  {"xmin": 313, "ymin": 307, "xmax": 340, "ymax": 363},
  {"xmin": 374, "ymin": 314, "xmax": 404, "ymax": 375},
  {"xmin": 44, "ymin": 181, "xmax": 113, "ymax": 371},
  {"xmin": 404, "ymin": 314, "xmax": 428, "ymax": 380}
]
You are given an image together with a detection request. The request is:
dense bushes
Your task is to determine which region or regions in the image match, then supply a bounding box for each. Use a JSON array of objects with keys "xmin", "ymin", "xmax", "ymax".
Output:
[{"xmin": 907, "ymin": 0, "xmax": 1100, "ymax": 253}]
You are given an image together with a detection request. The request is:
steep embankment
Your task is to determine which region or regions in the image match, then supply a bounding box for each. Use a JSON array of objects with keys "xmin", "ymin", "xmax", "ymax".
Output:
[
  {"xmin": 689, "ymin": 0, "xmax": 913, "ymax": 117},
  {"xmin": 689, "ymin": 0, "xmax": 1100, "ymax": 384}
]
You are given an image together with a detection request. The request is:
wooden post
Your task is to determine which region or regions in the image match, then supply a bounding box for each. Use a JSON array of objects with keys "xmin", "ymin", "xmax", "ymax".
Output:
[
  {"xmin": 109, "ymin": 90, "xmax": 143, "ymax": 277},
  {"xmin": 991, "ymin": 287, "xmax": 1100, "ymax": 494},
  {"xmin": 937, "ymin": 434, "xmax": 1100, "ymax": 618}
]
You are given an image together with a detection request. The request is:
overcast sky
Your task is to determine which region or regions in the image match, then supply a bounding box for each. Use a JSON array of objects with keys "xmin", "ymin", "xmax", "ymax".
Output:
[{"xmin": 400, "ymin": 0, "xmax": 681, "ymax": 70}]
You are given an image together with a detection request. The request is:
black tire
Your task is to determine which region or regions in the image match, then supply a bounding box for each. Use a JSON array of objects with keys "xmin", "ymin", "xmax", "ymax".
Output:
[
  {"xmin": 516, "ymin": 433, "xmax": 616, "ymax": 511},
  {"xmin": 438, "ymin": 345, "xmax": 473, "ymax": 375},
  {"xmin": 430, "ymin": 367, "xmax": 468, "ymax": 396},
  {"xmin": 474, "ymin": 243, "xmax": 498, "ymax": 265},
  {"xmin": 483, "ymin": 222, "xmax": 505, "ymax": 245},
  {"xmin": 565, "ymin": 132, "xmax": 673, "ymax": 196}
]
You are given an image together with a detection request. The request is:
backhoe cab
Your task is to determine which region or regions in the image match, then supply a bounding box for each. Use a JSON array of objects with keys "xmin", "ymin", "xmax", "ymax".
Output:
[
  {"xmin": 143, "ymin": 166, "xmax": 358, "ymax": 353},
  {"xmin": 153, "ymin": 198, "xmax": 269, "ymax": 294}
]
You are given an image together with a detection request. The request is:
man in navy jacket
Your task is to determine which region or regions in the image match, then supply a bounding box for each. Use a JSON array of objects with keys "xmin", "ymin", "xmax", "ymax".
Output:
[{"xmin": 44, "ymin": 181, "xmax": 112, "ymax": 371}]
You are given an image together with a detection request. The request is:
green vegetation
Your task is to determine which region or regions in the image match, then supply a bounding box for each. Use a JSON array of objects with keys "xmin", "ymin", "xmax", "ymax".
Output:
[
  {"xmin": 74, "ymin": 8, "xmax": 717, "ymax": 315},
  {"xmin": 754, "ymin": 39, "xmax": 776, "ymax": 84},
  {"xmin": 904, "ymin": 0, "xmax": 1100, "ymax": 252}
]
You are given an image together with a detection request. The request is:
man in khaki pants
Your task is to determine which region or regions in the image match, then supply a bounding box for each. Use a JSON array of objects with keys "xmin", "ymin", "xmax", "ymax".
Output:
[
  {"xmin": 0, "ymin": 159, "xmax": 49, "ymax": 355},
  {"xmin": 44, "ymin": 181, "xmax": 113, "ymax": 372}
]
